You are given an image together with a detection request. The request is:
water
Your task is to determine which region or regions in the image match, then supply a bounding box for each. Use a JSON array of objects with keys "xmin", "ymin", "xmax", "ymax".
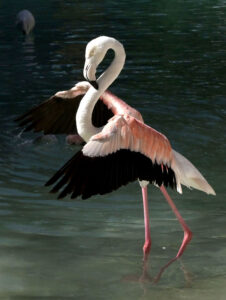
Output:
[{"xmin": 0, "ymin": 0, "xmax": 225, "ymax": 298}]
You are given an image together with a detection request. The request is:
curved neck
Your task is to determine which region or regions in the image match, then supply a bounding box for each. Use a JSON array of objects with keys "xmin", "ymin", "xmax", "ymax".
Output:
[{"xmin": 76, "ymin": 39, "xmax": 125, "ymax": 142}]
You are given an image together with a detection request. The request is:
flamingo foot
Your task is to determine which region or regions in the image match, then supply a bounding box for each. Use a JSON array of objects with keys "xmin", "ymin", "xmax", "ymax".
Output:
[
  {"xmin": 122, "ymin": 251, "xmax": 152, "ymax": 283},
  {"xmin": 140, "ymin": 248, "xmax": 152, "ymax": 282}
]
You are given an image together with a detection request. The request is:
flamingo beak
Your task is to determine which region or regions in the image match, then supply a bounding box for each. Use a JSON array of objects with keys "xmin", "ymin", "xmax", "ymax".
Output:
[{"xmin": 88, "ymin": 81, "xmax": 98, "ymax": 90}]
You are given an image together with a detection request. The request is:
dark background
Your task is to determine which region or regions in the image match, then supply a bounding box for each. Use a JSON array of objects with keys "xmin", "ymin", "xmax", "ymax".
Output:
[{"xmin": 0, "ymin": 0, "xmax": 225, "ymax": 298}]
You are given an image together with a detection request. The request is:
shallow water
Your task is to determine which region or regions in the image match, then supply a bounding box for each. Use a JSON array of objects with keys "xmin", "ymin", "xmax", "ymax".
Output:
[{"xmin": 0, "ymin": 0, "xmax": 225, "ymax": 298}]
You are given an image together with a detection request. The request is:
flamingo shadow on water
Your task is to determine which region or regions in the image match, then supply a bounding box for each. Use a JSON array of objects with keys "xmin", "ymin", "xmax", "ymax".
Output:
[{"xmin": 15, "ymin": 36, "xmax": 215, "ymax": 282}]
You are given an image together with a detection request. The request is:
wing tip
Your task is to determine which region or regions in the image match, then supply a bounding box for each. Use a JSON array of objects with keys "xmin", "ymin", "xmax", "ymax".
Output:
[
  {"xmin": 205, "ymin": 185, "xmax": 216, "ymax": 196},
  {"xmin": 192, "ymin": 177, "xmax": 216, "ymax": 196}
]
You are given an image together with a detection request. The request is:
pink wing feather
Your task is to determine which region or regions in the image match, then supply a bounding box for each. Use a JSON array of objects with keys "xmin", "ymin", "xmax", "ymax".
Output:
[
  {"xmin": 82, "ymin": 114, "xmax": 174, "ymax": 166},
  {"xmin": 100, "ymin": 91, "xmax": 144, "ymax": 122}
]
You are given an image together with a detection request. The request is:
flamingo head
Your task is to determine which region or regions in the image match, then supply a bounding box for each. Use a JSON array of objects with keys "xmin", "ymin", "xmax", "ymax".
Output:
[{"xmin": 83, "ymin": 36, "xmax": 121, "ymax": 89}]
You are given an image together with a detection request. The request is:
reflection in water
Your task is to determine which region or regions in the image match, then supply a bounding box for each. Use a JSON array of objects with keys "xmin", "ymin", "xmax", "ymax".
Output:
[
  {"xmin": 21, "ymin": 35, "xmax": 37, "ymax": 68},
  {"xmin": 0, "ymin": 0, "xmax": 225, "ymax": 298},
  {"xmin": 124, "ymin": 256, "xmax": 193, "ymax": 293}
]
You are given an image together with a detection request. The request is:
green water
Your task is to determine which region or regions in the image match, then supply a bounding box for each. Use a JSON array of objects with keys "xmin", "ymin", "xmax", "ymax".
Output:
[{"xmin": 0, "ymin": 0, "xmax": 225, "ymax": 298}]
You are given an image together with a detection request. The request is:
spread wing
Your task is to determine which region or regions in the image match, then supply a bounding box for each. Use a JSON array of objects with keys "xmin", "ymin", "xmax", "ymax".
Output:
[
  {"xmin": 15, "ymin": 93, "xmax": 83, "ymax": 134},
  {"xmin": 45, "ymin": 114, "xmax": 177, "ymax": 199},
  {"xmin": 83, "ymin": 114, "xmax": 173, "ymax": 165},
  {"xmin": 15, "ymin": 88, "xmax": 114, "ymax": 135}
]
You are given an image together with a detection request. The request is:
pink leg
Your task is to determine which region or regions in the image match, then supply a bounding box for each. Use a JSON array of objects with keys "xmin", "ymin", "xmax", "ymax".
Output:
[
  {"xmin": 160, "ymin": 186, "xmax": 192, "ymax": 258},
  {"xmin": 142, "ymin": 186, "xmax": 151, "ymax": 256},
  {"xmin": 153, "ymin": 186, "xmax": 193, "ymax": 283},
  {"xmin": 121, "ymin": 187, "xmax": 152, "ymax": 283}
]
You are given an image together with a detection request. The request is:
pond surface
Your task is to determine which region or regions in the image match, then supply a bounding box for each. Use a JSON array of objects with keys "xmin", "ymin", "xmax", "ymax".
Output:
[{"xmin": 0, "ymin": 0, "xmax": 225, "ymax": 298}]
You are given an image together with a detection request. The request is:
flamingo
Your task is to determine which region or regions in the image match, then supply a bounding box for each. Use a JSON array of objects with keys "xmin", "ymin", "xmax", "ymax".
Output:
[
  {"xmin": 45, "ymin": 36, "xmax": 215, "ymax": 261},
  {"xmin": 16, "ymin": 10, "xmax": 35, "ymax": 35},
  {"xmin": 16, "ymin": 36, "xmax": 215, "ymax": 271}
]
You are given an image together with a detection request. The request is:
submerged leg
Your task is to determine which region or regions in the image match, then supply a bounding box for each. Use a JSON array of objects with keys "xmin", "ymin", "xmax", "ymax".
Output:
[
  {"xmin": 160, "ymin": 186, "xmax": 192, "ymax": 258},
  {"xmin": 142, "ymin": 186, "xmax": 151, "ymax": 256}
]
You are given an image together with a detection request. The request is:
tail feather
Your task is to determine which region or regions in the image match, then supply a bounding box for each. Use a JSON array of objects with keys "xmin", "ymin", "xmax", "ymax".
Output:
[{"xmin": 172, "ymin": 150, "xmax": 216, "ymax": 195}]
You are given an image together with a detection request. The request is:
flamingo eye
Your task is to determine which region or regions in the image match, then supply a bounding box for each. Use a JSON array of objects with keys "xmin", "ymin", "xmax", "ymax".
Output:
[{"xmin": 88, "ymin": 47, "xmax": 96, "ymax": 58}]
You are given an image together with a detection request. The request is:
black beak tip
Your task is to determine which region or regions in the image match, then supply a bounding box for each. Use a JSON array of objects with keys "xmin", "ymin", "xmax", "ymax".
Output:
[{"xmin": 89, "ymin": 81, "xmax": 98, "ymax": 90}]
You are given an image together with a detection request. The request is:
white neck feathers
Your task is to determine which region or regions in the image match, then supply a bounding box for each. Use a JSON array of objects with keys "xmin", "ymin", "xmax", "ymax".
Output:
[{"xmin": 76, "ymin": 37, "xmax": 126, "ymax": 142}]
